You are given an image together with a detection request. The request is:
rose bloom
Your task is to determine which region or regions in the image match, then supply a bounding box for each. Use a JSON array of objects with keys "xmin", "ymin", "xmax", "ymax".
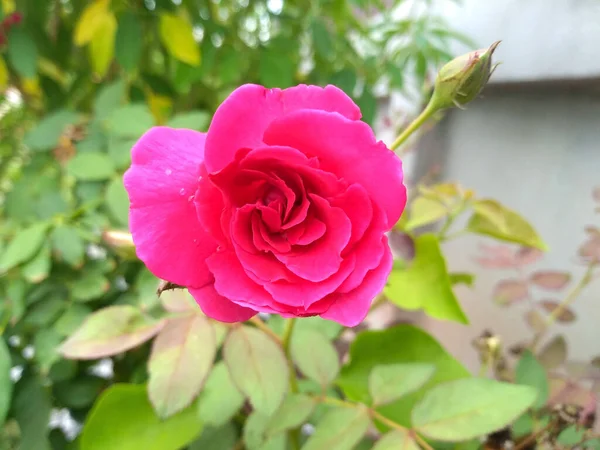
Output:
[{"xmin": 124, "ymin": 84, "xmax": 406, "ymax": 326}]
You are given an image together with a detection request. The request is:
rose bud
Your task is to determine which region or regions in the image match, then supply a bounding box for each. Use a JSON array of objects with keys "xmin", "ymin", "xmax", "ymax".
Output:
[
  {"xmin": 102, "ymin": 230, "xmax": 137, "ymax": 260},
  {"xmin": 430, "ymin": 41, "xmax": 501, "ymax": 110}
]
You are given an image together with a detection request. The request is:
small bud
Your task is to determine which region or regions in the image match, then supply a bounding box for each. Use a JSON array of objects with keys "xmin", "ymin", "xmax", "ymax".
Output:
[
  {"xmin": 430, "ymin": 41, "xmax": 501, "ymax": 110},
  {"xmin": 102, "ymin": 230, "xmax": 137, "ymax": 260}
]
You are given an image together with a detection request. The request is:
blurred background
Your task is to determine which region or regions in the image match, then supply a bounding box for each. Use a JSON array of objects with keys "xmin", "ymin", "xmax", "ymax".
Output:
[{"xmin": 1, "ymin": 0, "xmax": 600, "ymax": 447}]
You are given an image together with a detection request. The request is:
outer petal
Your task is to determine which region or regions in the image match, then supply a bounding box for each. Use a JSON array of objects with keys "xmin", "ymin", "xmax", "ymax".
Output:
[
  {"xmin": 264, "ymin": 110, "xmax": 407, "ymax": 227},
  {"xmin": 204, "ymin": 84, "xmax": 361, "ymax": 173},
  {"xmin": 124, "ymin": 127, "xmax": 217, "ymax": 288},
  {"xmin": 320, "ymin": 239, "xmax": 393, "ymax": 327},
  {"xmin": 189, "ymin": 284, "xmax": 257, "ymax": 322}
]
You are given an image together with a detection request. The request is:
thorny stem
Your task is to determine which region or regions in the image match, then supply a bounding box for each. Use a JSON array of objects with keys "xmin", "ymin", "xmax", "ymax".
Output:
[
  {"xmin": 389, "ymin": 101, "xmax": 438, "ymax": 153},
  {"xmin": 318, "ymin": 396, "xmax": 434, "ymax": 450},
  {"xmin": 530, "ymin": 263, "xmax": 597, "ymax": 350}
]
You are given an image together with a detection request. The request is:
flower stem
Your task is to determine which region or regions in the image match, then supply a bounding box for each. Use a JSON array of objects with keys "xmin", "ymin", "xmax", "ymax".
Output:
[
  {"xmin": 389, "ymin": 101, "xmax": 437, "ymax": 153},
  {"xmin": 530, "ymin": 263, "xmax": 596, "ymax": 350},
  {"xmin": 248, "ymin": 316, "xmax": 282, "ymax": 345},
  {"xmin": 282, "ymin": 318, "xmax": 300, "ymax": 449}
]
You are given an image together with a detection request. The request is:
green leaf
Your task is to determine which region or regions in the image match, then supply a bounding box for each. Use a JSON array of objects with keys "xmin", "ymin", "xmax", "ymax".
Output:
[
  {"xmin": 259, "ymin": 48, "xmax": 295, "ymax": 88},
  {"xmin": 24, "ymin": 296, "xmax": 65, "ymax": 327},
  {"xmin": 59, "ymin": 305, "xmax": 164, "ymax": 359},
  {"xmin": 74, "ymin": 0, "xmax": 111, "ymax": 46},
  {"xmin": 0, "ymin": 222, "xmax": 49, "ymax": 273},
  {"xmin": 197, "ymin": 362, "xmax": 245, "ymax": 427},
  {"xmin": 51, "ymin": 226, "xmax": 85, "ymax": 268},
  {"xmin": 54, "ymin": 376, "xmax": 105, "ymax": 409},
  {"xmin": 81, "ymin": 384, "xmax": 203, "ymax": 450},
  {"xmin": 7, "ymin": 27, "xmax": 38, "ymax": 78},
  {"xmin": 243, "ymin": 411, "xmax": 286, "ymax": 450},
  {"xmin": 94, "ymin": 80, "xmax": 125, "ymax": 120},
  {"xmin": 71, "ymin": 273, "xmax": 110, "ymax": 301},
  {"xmin": 385, "ymin": 234, "xmax": 468, "ymax": 324},
  {"xmin": 405, "ymin": 197, "xmax": 448, "ymax": 230},
  {"xmin": 337, "ymin": 325, "xmax": 469, "ymax": 427},
  {"xmin": 33, "ymin": 328, "xmax": 63, "ymax": 373},
  {"xmin": 23, "ymin": 109, "xmax": 80, "ymax": 151},
  {"xmin": 557, "ymin": 426, "xmax": 586, "ymax": 446},
  {"xmin": 223, "ymin": 325, "xmax": 288, "ymax": 415},
  {"xmin": 49, "ymin": 358, "xmax": 78, "ymax": 383},
  {"xmin": 369, "ymin": 363, "xmax": 436, "ymax": 406},
  {"xmin": 107, "ymin": 136, "xmax": 136, "ymax": 169},
  {"xmin": 467, "ymin": 199, "xmax": 547, "ymax": 250},
  {"xmin": 515, "ymin": 350, "xmax": 549, "ymax": 409},
  {"xmin": 55, "ymin": 304, "xmax": 93, "ymax": 336},
  {"xmin": 290, "ymin": 328, "xmax": 339, "ymax": 389},
  {"xmin": 269, "ymin": 315, "xmax": 342, "ymax": 340},
  {"xmin": 159, "ymin": 13, "xmax": 200, "ymax": 66},
  {"xmin": 148, "ymin": 315, "xmax": 216, "ymax": 418},
  {"xmin": 511, "ymin": 413, "xmax": 533, "ymax": 438},
  {"xmin": 372, "ymin": 430, "xmax": 419, "ymax": 450},
  {"xmin": 0, "ymin": 339, "xmax": 12, "ymax": 424},
  {"xmin": 189, "ymin": 424, "xmax": 238, "ymax": 450},
  {"xmin": 105, "ymin": 177, "xmax": 129, "ymax": 226},
  {"xmin": 4, "ymin": 278, "xmax": 26, "ymax": 324},
  {"xmin": 265, "ymin": 394, "xmax": 316, "ymax": 435},
  {"xmin": 167, "ymin": 111, "xmax": 211, "ymax": 131},
  {"xmin": 115, "ymin": 12, "xmax": 143, "ymax": 72},
  {"xmin": 21, "ymin": 241, "xmax": 51, "ymax": 283},
  {"xmin": 312, "ymin": 19, "xmax": 334, "ymax": 59},
  {"xmin": 88, "ymin": 13, "xmax": 116, "ymax": 77},
  {"xmin": 67, "ymin": 152, "xmax": 115, "ymax": 181},
  {"xmin": 106, "ymin": 104, "xmax": 154, "ymax": 138},
  {"xmin": 411, "ymin": 378, "xmax": 537, "ymax": 441},
  {"xmin": 13, "ymin": 377, "xmax": 52, "ymax": 450},
  {"xmin": 302, "ymin": 406, "xmax": 371, "ymax": 450}
]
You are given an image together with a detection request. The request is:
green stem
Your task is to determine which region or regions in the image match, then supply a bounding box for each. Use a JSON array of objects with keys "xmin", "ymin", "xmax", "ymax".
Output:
[
  {"xmin": 530, "ymin": 263, "xmax": 597, "ymax": 350},
  {"xmin": 389, "ymin": 101, "xmax": 438, "ymax": 152},
  {"xmin": 282, "ymin": 318, "xmax": 300, "ymax": 449}
]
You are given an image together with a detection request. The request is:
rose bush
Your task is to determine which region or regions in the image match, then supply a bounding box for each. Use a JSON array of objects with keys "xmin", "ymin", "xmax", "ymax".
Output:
[{"xmin": 124, "ymin": 84, "xmax": 406, "ymax": 326}]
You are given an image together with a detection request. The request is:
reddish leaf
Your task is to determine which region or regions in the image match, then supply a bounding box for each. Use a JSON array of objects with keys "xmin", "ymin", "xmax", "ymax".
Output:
[
  {"xmin": 514, "ymin": 247, "xmax": 544, "ymax": 266},
  {"xmin": 524, "ymin": 310, "xmax": 546, "ymax": 333},
  {"xmin": 530, "ymin": 271, "xmax": 571, "ymax": 291},
  {"xmin": 148, "ymin": 315, "xmax": 216, "ymax": 418},
  {"xmin": 579, "ymin": 236, "xmax": 600, "ymax": 263},
  {"xmin": 539, "ymin": 301, "xmax": 576, "ymax": 323},
  {"xmin": 593, "ymin": 186, "xmax": 600, "ymax": 203},
  {"xmin": 493, "ymin": 279, "xmax": 529, "ymax": 305},
  {"xmin": 159, "ymin": 289, "xmax": 197, "ymax": 313},
  {"xmin": 474, "ymin": 244, "xmax": 542, "ymax": 269},
  {"xmin": 537, "ymin": 335, "xmax": 567, "ymax": 369},
  {"xmin": 59, "ymin": 306, "xmax": 164, "ymax": 359}
]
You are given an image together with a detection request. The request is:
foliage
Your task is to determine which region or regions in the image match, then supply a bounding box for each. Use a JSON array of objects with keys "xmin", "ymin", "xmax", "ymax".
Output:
[{"xmin": 0, "ymin": 0, "xmax": 597, "ymax": 449}]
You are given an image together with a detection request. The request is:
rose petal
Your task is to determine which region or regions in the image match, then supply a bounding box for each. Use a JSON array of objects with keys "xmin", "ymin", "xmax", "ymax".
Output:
[
  {"xmin": 204, "ymin": 84, "xmax": 361, "ymax": 173},
  {"xmin": 321, "ymin": 239, "xmax": 393, "ymax": 327},
  {"xmin": 124, "ymin": 127, "xmax": 217, "ymax": 288},
  {"xmin": 264, "ymin": 254, "xmax": 356, "ymax": 308},
  {"xmin": 264, "ymin": 110, "xmax": 406, "ymax": 227},
  {"xmin": 337, "ymin": 202, "xmax": 387, "ymax": 293},
  {"xmin": 194, "ymin": 164, "xmax": 228, "ymax": 246},
  {"xmin": 189, "ymin": 283, "xmax": 257, "ymax": 322},
  {"xmin": 274, "ymin": 195, "xmax": 351, "ymax": 282},
  {"xmin": 206, "ymin": 251, "xmax": 274, "ymax": 308},
  {"xmin": 331, "ymin": 183, "xmax": 373, "ymax": 249}
]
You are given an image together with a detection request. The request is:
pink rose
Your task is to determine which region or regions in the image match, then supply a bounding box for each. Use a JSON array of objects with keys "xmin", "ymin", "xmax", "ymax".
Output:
[{"xmin": 124, "ymin": 84, "xmax": 406, "ymax": 326}]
